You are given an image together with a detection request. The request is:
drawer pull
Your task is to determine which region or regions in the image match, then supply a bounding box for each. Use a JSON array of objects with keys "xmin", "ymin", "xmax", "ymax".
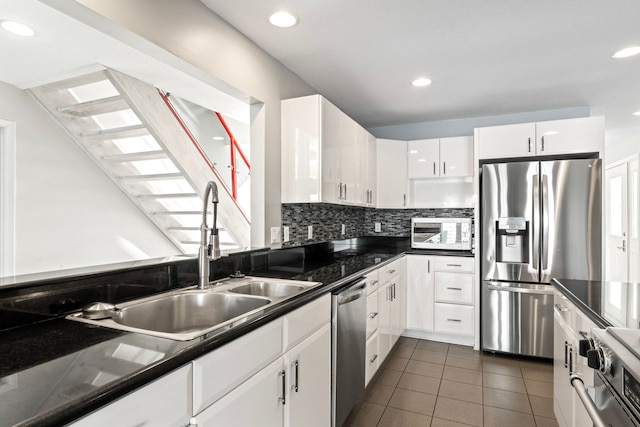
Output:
[
  {"xmin": 447, "ymin": 318, "xmax": 462, "ymax": 322},
  {"xmin": 370, "ymin": 354, "xmax": 378, "ymax": 364},
  {"xmin": 446, "ymin": 287, "xmax": 462, "ymax": 291},
  {"xmin": 278, "ymin": 370, "xmax": 286, "ymax": 405},
  {"xmin": 293, "ymin": 360, "xmax": 299, "ymax": 392},
  {"xmin": 371, "ymin": 280, "xmax": 378, "ymax": 286},
  {"xmin": 369, "ymin": 312, "xmax": 378, "ymax": 319},
  {"xmin": 446, "ymin": 263, "xmax": 462, "ymax": 267},
  {"xmin": 388, "ymin": 269, "xmax": 396, "ymax": 274}
]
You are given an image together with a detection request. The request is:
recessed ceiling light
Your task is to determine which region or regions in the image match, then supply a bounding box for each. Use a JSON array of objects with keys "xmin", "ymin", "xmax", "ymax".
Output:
[
  {"xmin": 612, "ymin": 46, "xmax": 640, "ymax": 59},
  {"xmin": 212, "ymin": 136, "xmax": 225, "ymax": 141},
  {"xmin": 0, "ymin": 20, "xmax": 35, "ymax": 37},
  {"xmin": 633, "ymin": 111, "xmax": 640, "ymax": 116},
  {"xmin": 411, "ymin": 78, "xmax": 432, "ymax": 87},
  {"xmin": 269, "ymin": 11, "xmax": 298, "ymax": 28}
]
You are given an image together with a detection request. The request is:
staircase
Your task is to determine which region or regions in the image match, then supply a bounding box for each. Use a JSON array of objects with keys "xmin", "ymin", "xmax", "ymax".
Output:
[{"xmin": 28, "ymin": 69, "xmax": 250, "ymax": 254}]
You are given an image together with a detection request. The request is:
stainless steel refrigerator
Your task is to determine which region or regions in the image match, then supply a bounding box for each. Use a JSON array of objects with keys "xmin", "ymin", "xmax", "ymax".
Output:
[{"xmin": 481, "ymin": 158, "xmax": 602, "ymax": 358}]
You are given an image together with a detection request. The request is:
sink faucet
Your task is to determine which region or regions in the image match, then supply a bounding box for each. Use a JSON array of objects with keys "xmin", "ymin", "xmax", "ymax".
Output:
[{"xmin": 198, "ymin": 181, "xmax": 221, "ymax": 289}]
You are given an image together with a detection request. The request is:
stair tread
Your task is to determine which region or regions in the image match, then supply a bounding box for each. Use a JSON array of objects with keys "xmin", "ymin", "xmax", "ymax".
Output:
[{"xmin": 58, "ymin": 95, "xmax": 128, "ymax": 117}]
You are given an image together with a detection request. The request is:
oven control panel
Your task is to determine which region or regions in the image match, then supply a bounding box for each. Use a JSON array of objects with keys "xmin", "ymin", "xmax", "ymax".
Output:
[{"xmin": 624, "ymin": 368, "xmax": 640, "ymax": 416}]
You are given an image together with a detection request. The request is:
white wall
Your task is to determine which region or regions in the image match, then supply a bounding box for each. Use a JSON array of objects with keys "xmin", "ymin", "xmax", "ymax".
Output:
[
  {"xmin": 0, "ymin": 82, "xmax": 179, "ymax": 277},
  {"xmin": 74, "ymin": 0, "xmax": 318, "ymax": 247},
  {"xmin": 606, "ymin": 131, "xmax": 640, "ymax": 164}
]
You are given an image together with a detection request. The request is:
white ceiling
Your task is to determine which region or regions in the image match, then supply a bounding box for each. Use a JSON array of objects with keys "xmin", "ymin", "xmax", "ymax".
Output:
[{"xmin": 200, "ymin": 0, "xmax": 640, "ymax": 144}]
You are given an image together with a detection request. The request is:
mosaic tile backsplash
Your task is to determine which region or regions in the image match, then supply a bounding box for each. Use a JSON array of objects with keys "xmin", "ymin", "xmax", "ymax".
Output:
[{"xmin": 281, "ymin": 203, "xmax": 473, "ymax": 247}]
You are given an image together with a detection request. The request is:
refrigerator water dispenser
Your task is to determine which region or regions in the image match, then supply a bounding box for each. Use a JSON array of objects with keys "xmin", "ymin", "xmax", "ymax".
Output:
[{"xmin": 496, "ymin": 217, "xmax": 529, "ymax": 263}]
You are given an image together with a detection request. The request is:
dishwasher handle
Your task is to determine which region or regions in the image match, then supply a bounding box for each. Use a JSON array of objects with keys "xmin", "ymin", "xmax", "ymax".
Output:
[{"xmin": 337, "ymin": 281, "xmax": 367, "ymax": 305}]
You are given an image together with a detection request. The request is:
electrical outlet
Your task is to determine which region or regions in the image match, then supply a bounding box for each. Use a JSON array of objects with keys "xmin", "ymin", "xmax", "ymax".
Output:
[
  {"xmin": 270, "ymin": 226, "xmax": 281, "ymax": 244},
  {"xmin": 341, "ymin": 224, "xmax": 346, "ymax": 235},
  {"xmin": 375, "ymin": 222, "xmax": 381, "ymax": 232},
  {"xmin": 283, "ymin": 226, "xmax": 290, "ymax": 242},
  {"xmin": 308, "ymin": 225, "xmax": 313, "ymax": 239}
]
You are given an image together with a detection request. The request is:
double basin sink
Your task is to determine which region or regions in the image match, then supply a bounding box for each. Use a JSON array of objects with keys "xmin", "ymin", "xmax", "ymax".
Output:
[{"xmin": 67, "ymin": 277, "xmax": 321, "ymax": 341}]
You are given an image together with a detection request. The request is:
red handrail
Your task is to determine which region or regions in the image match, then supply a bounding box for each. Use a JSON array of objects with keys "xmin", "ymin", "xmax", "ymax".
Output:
[
  {"xmin": 215, "ymin": 112, "xmax": 250, "ymax": 200},
  {"xmin": 158, "ymin": 90, "xmax": 250, "ymax": 223}
]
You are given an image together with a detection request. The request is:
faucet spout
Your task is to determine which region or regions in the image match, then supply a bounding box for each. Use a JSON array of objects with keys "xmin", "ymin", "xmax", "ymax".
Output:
[{"xmin": 198, "ymin": 181, "xmax": 221, "ymax": 289}]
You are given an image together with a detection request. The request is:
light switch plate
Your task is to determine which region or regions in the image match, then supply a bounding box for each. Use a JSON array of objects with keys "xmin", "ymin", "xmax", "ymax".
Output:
[
  {"xmin": 283, "ymin": 226, "xmax": 290, "ymax": 242},
  {"xmin": 375, "ymin": 222, "xmax": 381, "ymax": 232},
  {"xmin": 341, "ymin": 224, "xmax": 346, "ymax": 235},
  {"xmin": 308, "ymin": 225, "xmax": 313, "ymax": 239}
]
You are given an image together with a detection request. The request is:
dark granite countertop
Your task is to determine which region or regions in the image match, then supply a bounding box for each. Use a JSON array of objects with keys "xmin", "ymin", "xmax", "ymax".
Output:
[
  {"xmin": 0, "ymin": 237, "xmax": 472, "ymax": 426},
  {"xmin": 552, "ymin": 278, "xmax": 640, "ymax": 329}
]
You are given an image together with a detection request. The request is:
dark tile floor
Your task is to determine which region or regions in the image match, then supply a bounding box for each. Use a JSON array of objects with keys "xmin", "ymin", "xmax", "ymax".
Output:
[{"xmin": 345, "ymin": 337, "xmax": 558, "ymax": 427}]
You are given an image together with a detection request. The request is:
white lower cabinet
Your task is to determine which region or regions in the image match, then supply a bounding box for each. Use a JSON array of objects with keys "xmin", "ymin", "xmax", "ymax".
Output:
[
  {"xmin": 194, "ymin": 358, "xmax": 284, "ymax": 427},
  {"xmin": 378, "ymin": 258, "xmax": 406, "ymax": 361},
  {"xmin": 191, "ymin": 294, "xmax": 331, "ymax": 427},
  {"xmin": 284, "ymin": 324, "xmax": 331, "ymax": 427},
  {"xmin": 68, "ymin": 365, "xmax": 193, "ymax": 427},
  {"xmin": 553, "ymin": 290, "xmax": 595, "ymax": 427},
  {"xmin": 365, "ymin": 332, "xmax": 379, "ymax": 386},
  {"xmin": 405, "ymin": 254, "xmax": 475, "ymax": 344}
]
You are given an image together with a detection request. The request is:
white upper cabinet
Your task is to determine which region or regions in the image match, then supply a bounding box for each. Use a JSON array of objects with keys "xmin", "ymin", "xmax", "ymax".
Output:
[
  {"xmin": 282, "ymin": 94, "xmax": 375, "ymax": 206},
  {"xmin": 366, "ymin": 132, "xmax": 377, "ymax": 206},
  {"xmin": 376, "ymin": 139, "xmax": 408, "ymax": 208},
  {"xmin": 477, "ymin": 116, "xmax": 604, "ymax": 160},
  {"xmin": 409, "ymin": 136, "xmax": 473, "ymax": 178}
]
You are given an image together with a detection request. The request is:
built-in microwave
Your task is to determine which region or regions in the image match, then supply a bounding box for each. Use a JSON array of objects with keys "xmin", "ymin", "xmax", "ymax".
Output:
[{"xmin": 411, "ymin": 217, "xmax": 472, "ymax": 250}]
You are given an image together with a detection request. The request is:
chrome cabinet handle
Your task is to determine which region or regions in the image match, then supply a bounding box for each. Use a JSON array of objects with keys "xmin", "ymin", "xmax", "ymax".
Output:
[
  {"xmin": 541, "ymin": 135, "xmax": 545, "ymax": 151},
  {"xmin": 446, "ymin": 263, "xmax": 462, "ymax": 267},
  {"xmin": 427, "ymin": 259, "xmax": 430, "ymax": 273},
  {"xmin": 344, "ymin": 184, "xmax": 347, "ymax": 200},
  {"xmin": 388, "ymin": 269, "xmax": 396, "ymax": 274},
  {"xmin": 293, "ymin": 360, "xmax": 299, "ymax": 392},
  {"xmin": 564, "ymin": 341, "xmax": 569, "ymax": 368},
  {"xmin": 617, "ymin": 241, "xmax": 626, "ymax": 251},
  {"xmin": 403, "ymin": 194, "xmax": 406, "ymax": 206},
  {"xmin": 278, "ymin": 370, "xmax": 286, "ymax": 404},
  {"xmin": 337, "ymin": 183, "xmax": 342, "ymax": 200},
  {"xmin": 447, "ymin": 318, "xmax": 462, "ymax": 322},
  {"xmin": 443, "ymin": 161, "xmax": 446, "ymax": 175},
  {"xmin": 433, "ymin": 162, "xmax": 436, "ymax": 175},
  {"xmin": 446, "ymin": 287, "xmax": 462, "ymax": 291},
  {"xmin": 528, "ymin": 137, "xmax": 532, "ymax": 152},
  {"xmin": 369, "ymin": 312, "xmax": 378, "ymax": 319},
  {"xmin": 569, "ymin": 346, "xmax": 575, "ymax": 375},
  {"xmin": 392, "ymin": 283, "xmax": 396, "ymax": 300},
  {"xmin": 370, "ymin": 354, "xmax": 378, "ymax": 364},
  {"xmin": 371, "ymin": 280, "xmax": 378, "ymax": 286}
]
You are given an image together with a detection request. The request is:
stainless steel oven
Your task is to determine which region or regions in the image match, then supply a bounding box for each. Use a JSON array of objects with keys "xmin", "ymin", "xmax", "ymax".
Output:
[
  {"xmin": 573, "ymin": 328, "xmax": 640, "ymax": 427},
  {"xmin": 410, "ymin": 217, "xmax": 471, "ymax": 250}
]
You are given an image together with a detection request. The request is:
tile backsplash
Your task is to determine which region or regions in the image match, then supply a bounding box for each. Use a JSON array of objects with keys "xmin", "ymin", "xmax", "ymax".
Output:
[{"xmin": 281, "ymin": 203, "xmax": 473, "ymax": 247}]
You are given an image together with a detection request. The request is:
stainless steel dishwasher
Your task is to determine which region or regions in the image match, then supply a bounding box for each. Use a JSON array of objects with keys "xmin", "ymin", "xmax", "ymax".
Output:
[{"xmin": 331, "ymin": 276, "xmax": 367, "ymax": 427}]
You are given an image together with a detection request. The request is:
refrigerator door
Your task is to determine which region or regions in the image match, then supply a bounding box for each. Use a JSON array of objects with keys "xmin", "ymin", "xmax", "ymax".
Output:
[
  {"xmin": 540, "ymin": 159, "xmax": 602, "ymax": 282},
  {"xmin": 482, "ymin": 281, "xmax": 554, "ymax": 357},
  {"xmin": 482, "ymin": 162, "xmax": 540, "ymax": 283}
]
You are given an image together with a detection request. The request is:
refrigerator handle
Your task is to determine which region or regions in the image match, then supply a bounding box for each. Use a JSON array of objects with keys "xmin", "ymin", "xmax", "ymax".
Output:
[
  {"xmin": 532, "ymin": 174, "xmax": 540, "ymax": 273},
  {"xmin": 542, "ymin": 174, "xmax": 549, "ymax": 271}
]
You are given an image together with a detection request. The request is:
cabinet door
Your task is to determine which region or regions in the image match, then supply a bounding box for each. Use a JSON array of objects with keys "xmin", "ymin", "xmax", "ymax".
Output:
[
  {"xmin": 406, "ymin": 255, "xmax": 434, "ymax": 332},
  {"xmin": 535, "ymin": 116, "xmax": 604, "ymax": 156},
  {"xmin": 367, "ymin": 132, "xmax": 377, "ymax": 206},
  {"xmin": 477, "ymin": 123, "xmax": 536, "ymax": 160},
  {"xmin": 281, "ymin": 95, "xmax": 321, "ymax": 203},
  {"xmin": 365, "ymin": 332, "xmax": 379, "ymax": 386},
  {"xmin": 340, "ymin": 112, "xmax": 357, "ymax": 204},
  {"xmin": 378, "ymin": 282, "xmax": 392, "ymax": 362},
  {"xmin": 408, "ymin": 139, "xmax": 439, "ymax": 178},
  {"xmin": 553, "ymin": 303, "xmax": 574, "ymax": 427},
  {"xmin": 284, "ymin": 324, "xmax": 331, "ymax": 427},
  {"xmin": 439, "ymin": 136, "xmax": 473, "ymax": 177},
  {"xmin": 321, "ymin": 98, "xmax": 342, "ymax": 203},
  {"xmin": 366, "ymin": 290, "xmax": 379, "ymax": 339},
  {"xmin": 195, "ymin": 358, "xmax": 284, "ymax": 427},
  {"xmin": 355, "ymin": 124, "xmax": 369, "ymax": 205},
  {"xmin": 376, "ymin": 139, "xmax": 408, "ymax": 208},
  {"xmin": 69, "ymin": 365, "xmax": 192, "ymax": 427},
  {"xmin": 389, "ymin": 274, "xmax": 403, "ymax": 348}
]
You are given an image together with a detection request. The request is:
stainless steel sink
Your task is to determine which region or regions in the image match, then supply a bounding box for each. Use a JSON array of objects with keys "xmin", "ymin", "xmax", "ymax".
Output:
[
  {"xmin": 228, "ymin": 282, "xmax": 305, "ymax": 298},
  {"xmin": 66, "ymin": 276, "xmax": 322, "ymax": 341},
  {"xmin": 112, "ymin": 292, "xmax": 270, "ymax": 334}
]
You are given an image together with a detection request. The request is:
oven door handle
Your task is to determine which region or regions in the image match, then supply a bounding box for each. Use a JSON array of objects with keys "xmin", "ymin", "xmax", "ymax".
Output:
[{"xmin": 570, "ymin": 375, "xmax": 607, "ymax": 427}]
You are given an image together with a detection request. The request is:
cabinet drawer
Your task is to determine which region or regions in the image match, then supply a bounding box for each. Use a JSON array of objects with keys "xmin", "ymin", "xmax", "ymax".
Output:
[
  {"xmin": 434, "ymin": 303, "xmax": 474, "ymax": 336},
  {"xmin": 434, "ymin": 257, "xmax": 474, "ymax": 273},
  {"xmin": 366, "ymin": 290, "xmax": 379, "ymax": 339},
  {"xmin": 366, "ymin": 270, "xmax": 380, "ymax": 294},
  {"xmin": 284, "ymin": 294, "xmax": 331, "ymax": 352},
  {"xmin": 434, "ymin": 272, "xmax": 473, "ymax": 304},
  {"xmin": 365, "ymin": 332, "xmax": 379, "ymax": 386},
  {"xmin": 381, "ymin": 259, "xmax": 403, "ymax": 280},
  {"xmin": 193, "ymin": 318, "xmax": 283, "ymax": 414}
]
